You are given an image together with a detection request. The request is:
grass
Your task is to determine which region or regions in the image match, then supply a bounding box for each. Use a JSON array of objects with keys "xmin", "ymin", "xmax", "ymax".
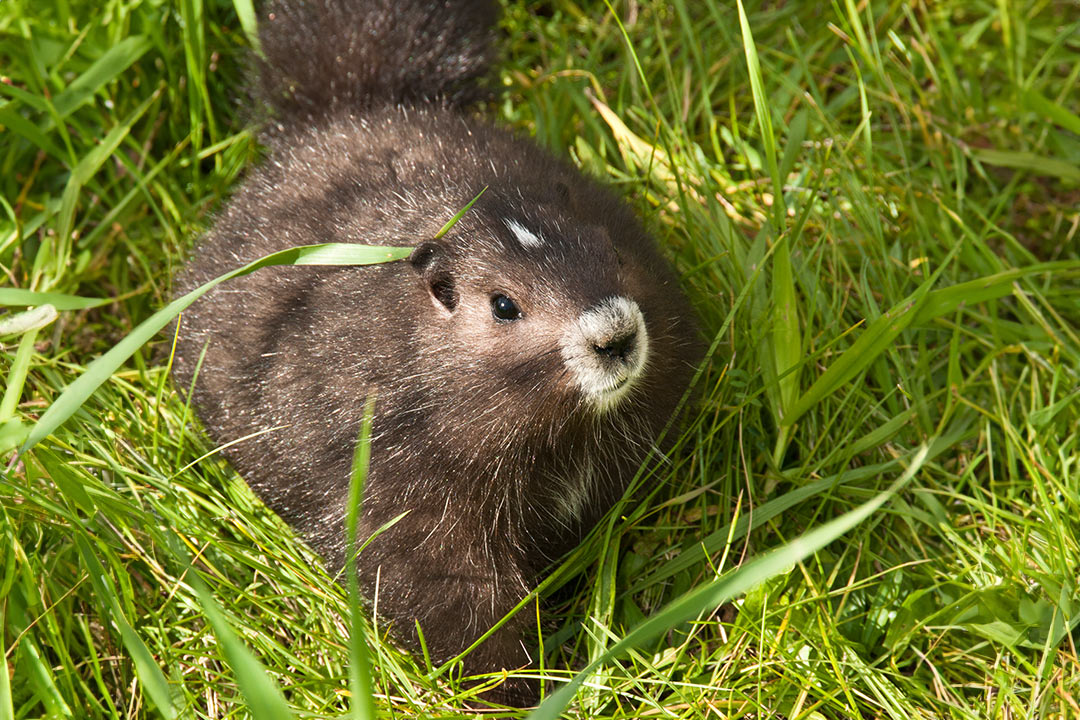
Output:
[{"xmin": 2, "ymin": 0, "xmax": 1079, "ymax": 717}]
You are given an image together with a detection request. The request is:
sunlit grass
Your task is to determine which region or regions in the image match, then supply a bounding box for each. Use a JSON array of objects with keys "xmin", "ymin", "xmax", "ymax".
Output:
[{"xmin": 2, "ymin": 0, "xmax": 1079, "ymax": 717}]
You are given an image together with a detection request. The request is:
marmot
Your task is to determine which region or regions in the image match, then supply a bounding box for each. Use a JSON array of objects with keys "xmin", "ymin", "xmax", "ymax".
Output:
[{"xmin": 173, "ymin": 0, "xmax": 701, "ymax": 706}]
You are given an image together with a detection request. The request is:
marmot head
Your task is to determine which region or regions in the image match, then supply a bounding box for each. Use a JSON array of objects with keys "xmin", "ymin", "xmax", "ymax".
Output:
[{"xmin": 405, "ymin": 191, "xmax": 675, "ymax": 427}]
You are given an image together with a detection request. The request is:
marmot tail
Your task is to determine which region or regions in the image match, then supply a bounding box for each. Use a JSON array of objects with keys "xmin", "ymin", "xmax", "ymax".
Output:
[{"xmin": 256, "ymin": 0, "xmax": 498, "ymax": 125}]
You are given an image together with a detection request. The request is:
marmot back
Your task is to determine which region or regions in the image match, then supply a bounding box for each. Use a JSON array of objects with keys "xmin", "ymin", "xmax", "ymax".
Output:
[{"xmin": 173, "ymin": 0, "xmax": 702, "ymax": 707}]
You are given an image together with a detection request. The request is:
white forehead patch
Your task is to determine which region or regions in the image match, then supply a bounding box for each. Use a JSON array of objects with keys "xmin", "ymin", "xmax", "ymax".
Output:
[{"xmin": 504, "ymin": 218, "xmax": 544, "ymax": 249}]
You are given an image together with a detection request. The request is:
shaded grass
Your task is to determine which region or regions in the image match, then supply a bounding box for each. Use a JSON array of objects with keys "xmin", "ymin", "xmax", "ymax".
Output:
[{"xmin": 2, "ymin": 0, "xmax": 1080, "ymax": 717}]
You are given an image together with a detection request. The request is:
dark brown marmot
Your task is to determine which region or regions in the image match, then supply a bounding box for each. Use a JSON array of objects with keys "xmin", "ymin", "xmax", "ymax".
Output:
[{"xmin": 173, "ymin": 0, "xmax": 701, "ymax": 706}]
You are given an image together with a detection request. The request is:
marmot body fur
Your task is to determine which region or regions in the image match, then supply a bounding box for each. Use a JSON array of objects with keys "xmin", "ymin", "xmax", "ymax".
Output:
[{"xmin": 173, "ymin": 0, "xmax": 701, "ymax": 706}]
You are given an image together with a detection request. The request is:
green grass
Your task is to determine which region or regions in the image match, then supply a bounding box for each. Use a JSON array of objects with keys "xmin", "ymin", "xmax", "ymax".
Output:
[{"xmin": 2, "ymin": 0, "xmax": 1079, "ymax": 717}]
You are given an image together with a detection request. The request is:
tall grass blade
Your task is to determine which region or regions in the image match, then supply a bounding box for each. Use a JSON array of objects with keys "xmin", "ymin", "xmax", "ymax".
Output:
[
  {"xmin": 0, "ymin": 609, "xmax": 11, "ymax": 720},
  {"xmin": 736, "ymin": 0, "xmax": 784, "ymax": 223},
  {"xmin": 779, "ymin": 108, "xmax": 809, "ymax": 181},
  {"xmin": 529, "ymin": 445, "xmax": 931, "ymax": 719},
  {"xmin": 631, "ymin": 421, "xmax": 969, "ymax": 593},
  {"xmin": 19, "ymin": 243, "xmax": 411, "ymax": 454},
  {"xmin": 190, "ymin": 576, "xmax": 296, "ymax": 719},
  {"xmin": 737, "ymin": 0, "xmax": 800, "ymax": 455},
  {"xmin": 0, "ymin": 330, "xmax": 40, "ymax": 423},
  {"xmin": 47, "ymin": 91, "xmax": 158, "ymax": 284},
  {"xmin": 970, "ymin": 149, "xmax": 1080, "ymax": 181},
  {"xmin": 180, "ymin": 0, "xmax": 212, "ymax": 152},
  {"xmin": 0, "ymin": 105, "xmax": 65, "ymax": 160},
  {"xmin": 782, "ymin": 262, "xmax": 1079, "ymax": 428},
  {"xmin": 771, "ymin": 239, "xmax": 799, "ymax": 442},
  {"xmin": 0, "ymin": 420, "xmax": 25, "ymax": 455},
  {"xmin": 346, "ymin": 397, "xmax": 377, "ymax": 720},
  {"xmin": 231, "ymin": 0, "xmax": 261, "ymax": 54},
  {"xmin": 1022, "ymin": 88, "xmax": 1080, "ymax": 135},
  {"xmin": 629, "ymin": 463, "xmax": 875, "ymax": 594},
  {"xmin": 52, "ymin": 36, "xmax": 152, "ymax": 118},
  {"xmin": 5, "ymin": 586, "xmax": 73, "ymax": 717},
  {"xmin": 74, "ymin": 536, "xmax": 178, "ymax": 719},
  {"xmin": 908, "ymin": 262, "xmax": 1079, "ymax": 324}
]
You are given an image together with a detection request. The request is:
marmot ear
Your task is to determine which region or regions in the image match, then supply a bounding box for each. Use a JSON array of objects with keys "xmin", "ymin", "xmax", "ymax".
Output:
[{"xmin": 409, "ymin": 241, "xmax": 458, "ymax": 314}]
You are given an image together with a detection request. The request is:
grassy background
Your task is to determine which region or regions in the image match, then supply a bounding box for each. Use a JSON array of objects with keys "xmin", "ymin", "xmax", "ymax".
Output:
[{"xmin": 2, "ymin": 0, "xmax": 1079, "ymax": 717}]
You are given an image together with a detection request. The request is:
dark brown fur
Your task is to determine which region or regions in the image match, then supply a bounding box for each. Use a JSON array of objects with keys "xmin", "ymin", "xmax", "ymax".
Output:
[{"xmin": 173, "ymin": 0, "xmax": 700, "ymax": 706}]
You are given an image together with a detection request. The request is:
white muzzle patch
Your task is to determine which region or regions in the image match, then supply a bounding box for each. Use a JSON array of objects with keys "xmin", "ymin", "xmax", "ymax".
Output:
[
  {"xmin": 560, "ymin": 296, "xmax": 649, "ymax": 412},
  {"xmin": 504, "ymin": 218, "xmax": 544, "ymax": 249}
]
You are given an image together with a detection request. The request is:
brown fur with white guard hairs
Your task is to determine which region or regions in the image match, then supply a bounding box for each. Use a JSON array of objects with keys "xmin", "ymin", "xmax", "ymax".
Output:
[{"xmin": 172, "ymin": 0, "xmax": 701, "ymax": 706}]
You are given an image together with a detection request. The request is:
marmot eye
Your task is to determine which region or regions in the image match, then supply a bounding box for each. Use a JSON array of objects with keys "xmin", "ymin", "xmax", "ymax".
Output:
[{"xmin": 491, "ymin": 294, "xmax": 521, "ymax": 321}]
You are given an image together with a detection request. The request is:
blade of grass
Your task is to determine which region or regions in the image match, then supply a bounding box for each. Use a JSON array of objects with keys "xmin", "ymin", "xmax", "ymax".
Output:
[
  {"xmin": 629, "ymin": 421, "xmax": 968, "ymax": 594},
  {"xmin": 736, "ymin": 0, "xmax": 785, "ymax": 224},
  {"xmin": 528, "ymin": 444, "xmax": 931, "ymax": 720},
  {"xmin": 0, "ymin": 608, "xmax": 11, "ymax": 720},
  {"xmin": 771, "ymin": 237, "xmax": 799, "ymax": 455},
  {"xmin": 18, "ymin": 242, "xmax": 412, "ymax": 455},
  {"xmin": 0, "ymin": 329, "xmax": 41, "ymax": 423},
  {"xmin": 0, "ymin": 104, "xmax": 66, "ymax": 161},
  {"xmin": 0, "ymin": 420, "xmax": 25, "ymax": 456},
  {"xmin": 782, "ymin": 261, "xmax": 1079, "ymax": 428},
  {"xmin": 189, "ymin": 575, "xmax": 296, "ymax": 719},
  {"xmin": 74, "ymin": 536, "xmax": 177, "ymax": 720},
  {"xmin": 778, "ymin": 108, "xmax": 809, "ymax": 182},
  {"xmin": 75, "ymin": 135, "xmax": 193, "ymax": 252},
  {"xmin": 52, "ymin": 36, "xmax": 153, "ymax": 118},
  {"xmin": 737, "ymin": 0, "xmax": 801, "ymax": 460},
  {"xmin": 346, "ymin": 396, "xmax": 377, "ymax": 720},
  {"xmin": 5, "ymin": 585, "xmax": 73, "ymax": 718},
  {"xmin": 970, "ymin": 149, "xmax": 1080, "ymax": 182},
  {"xmin": 231, "ymin": 0, "xmax": 261, "ymax": 54},
  {"xmin": 43, "ymin": 89, "xmax": 159, "ymax": 287},
  {"xmin": 180, "ymin": 0, "xmax": 213, "ymax": 155},
  {"xmin": 0, "ymin": 305, "xmax": 57, "ymax": 335},
  {"xmin": 1022, "ymin": 88, "xmax": 1080, "ymax": 135},
  {"xmin": 0, "ymin": 290, "xmax": 112, "ymax": 309},
  {"xmin": 434, "ymin": 186, "xmax": 487, "ymax": 238}
]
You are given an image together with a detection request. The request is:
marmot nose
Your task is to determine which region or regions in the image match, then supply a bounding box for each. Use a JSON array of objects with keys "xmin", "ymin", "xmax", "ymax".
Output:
[
  {"xmin": 593, "ymin": 331, "xmax": 637, "ymax": 361},
  {"xmin": 561, "ymin": 295, "xmax": 650, "ymax": 412}
]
